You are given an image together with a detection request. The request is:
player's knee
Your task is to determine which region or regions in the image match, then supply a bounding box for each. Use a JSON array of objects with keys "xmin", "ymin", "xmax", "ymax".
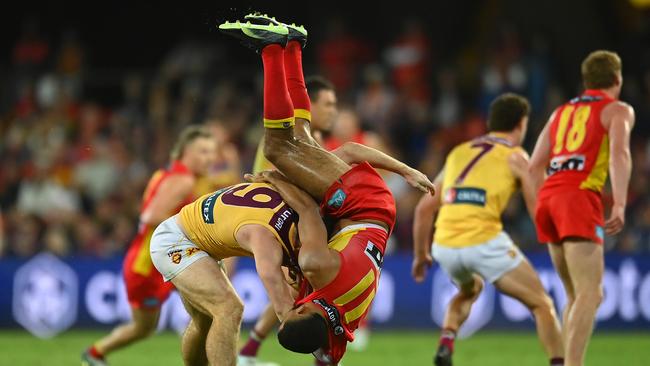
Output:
[
  {"xmin": 530, "ymin": 294, "xmax": 556, "ymax": 315},
  {"xmin": 575, "ymin": 287, "xmax": 603, "ymax": 307},
  {"xmin": 132, "ymin": 319, "xmax": 157, "ymax": 338},
  {"xmin": 263, "ymin": 135, "xmax": 292, "ymax": 163},
  {"xmin": 206, "ymin": 294, "xmax": 244, "ymax": 322}
]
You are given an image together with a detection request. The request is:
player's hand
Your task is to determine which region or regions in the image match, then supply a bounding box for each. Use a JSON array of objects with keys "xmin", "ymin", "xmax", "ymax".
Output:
[
  {"xmin": 605, "ymin": 203, "xmax": 625, "ymax": 236},
  {"xmin": 405, "ymin": 168, "xmax": 436, "ymax": 196},
  {"xmin": 411, "ymin": 254, "xmax": 433, "ymax": 283},
  {"xmin": 508, "ymin": 151, "xmax": 530, "ymax": 178}
]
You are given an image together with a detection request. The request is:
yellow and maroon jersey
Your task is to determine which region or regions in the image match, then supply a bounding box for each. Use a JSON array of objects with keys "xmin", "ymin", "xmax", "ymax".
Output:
[
  {"xmin": 541, "ymin": 89, "xmax": 615, "ymax": 194},
  {"xmin": 126, "ymin": 161, "xmax": 194, "ymax": 277},
  {"xmin": 178, "ymin": 182, "xmax": 299, "ymax": 263},
  {"xmin": 434, "ymin": 134, "xmax": 522, "ymax": 247}
]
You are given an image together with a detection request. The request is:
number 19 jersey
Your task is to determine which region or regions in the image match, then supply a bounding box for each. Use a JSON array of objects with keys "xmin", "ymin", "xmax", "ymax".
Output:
[
  {"xmin": 179, "ymin": 183, "xmax": 299, "ymax": 262},
  {"xmin": 434, "ymin": 134, "xmax": 522, "ymax": 247}
]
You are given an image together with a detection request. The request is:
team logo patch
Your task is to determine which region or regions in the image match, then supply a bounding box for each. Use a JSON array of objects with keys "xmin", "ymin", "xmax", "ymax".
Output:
[
  {"xmin": 283, "ymin": 122, "xmax": 292, "ymax": 128},
  {"xmin": 143, "ymin": 297, "xmax": 161, "ymax": 307},
  {"xmin": 327, "ymin": 189, "xmax": 347, "ymax": 209},
  {"xmin": 507, "ymin": 249, "xmax": 517, "ymax": 258},
  {"xmin": 444, "ymin": 187, "xmax": 486, "ymax": 206},
  {"xmin": 168, "ymin": 249, "xmax": 182, "ymax": 264},
  {"xmin": 186, "ymin": 247, "xmax": 201, "ymax": 258}
]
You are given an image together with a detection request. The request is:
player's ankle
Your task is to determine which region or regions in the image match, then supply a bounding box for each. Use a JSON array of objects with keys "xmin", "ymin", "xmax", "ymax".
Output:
[
  {"xmin": 550, "ymin": 357, "xmax": 564, "ymax": 365},
  {"xmin": 239, "ymin": 330, "xmax": 265, "ymax": 357},
  {"xmin": 438, "ymin": 328, "xmax": 456, "ymax": 352},
  {"xmin": 88, "ymin": 345, "xmax": 105, "ymax": 359}
]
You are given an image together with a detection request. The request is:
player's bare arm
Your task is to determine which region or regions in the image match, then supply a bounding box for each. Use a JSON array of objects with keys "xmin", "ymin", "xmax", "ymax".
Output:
[
  {"xmin": 332, "ymin": 141, "xmax": 436, "ymax": 195},
  {"xmin": 508, "ymin": 150, "xmax": 537, "ymax": 219},
  {"xmin": 411, "ymin": 169, "xmax": 444, "ymax": 283},
  {"xmin": 140, "ymin": 174, "xmax": 195, "ymax": 226},
  {"xmin": 245, "ymin": 171, "xmax": 339, "ymax": 288},
  {"xmin": 529, "ymin": 113, "xmax": 554, "ymax": 194},
  {"xmin": 237, "ymin": 225, "xmax": 295, "ymax": 320},
  {"xmin": 602, "ymin": 101, "xmax": 635, "ymax": 235}
]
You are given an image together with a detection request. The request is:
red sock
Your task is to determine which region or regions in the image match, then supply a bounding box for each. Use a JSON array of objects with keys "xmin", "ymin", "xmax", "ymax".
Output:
[
  {"xmin": 439, "ymin": 328, "xmax": 456, "ymax": 353},
  {"xmin": 261, "ymin": 44, "xmax": 294, "ymax": 128},
  {"xmin": 283, "ymin": 40, "xmax": 311, "ymax": 121},
  {"xmin": 88, "ymin": 345, "xmax": 104, "ymax": 360},
  {"xmin": 239, "ymin": 330, "xmax": 265, "ymax": 357}
]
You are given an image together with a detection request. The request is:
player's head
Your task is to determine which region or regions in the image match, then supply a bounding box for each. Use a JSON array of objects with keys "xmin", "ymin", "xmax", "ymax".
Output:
[
  {"xmin": 277, "ymin": 302, "xmax": 329, "ymax": 354},
  {"xmin": 487, "ymin": 93, "xmax": 530, "ymax": 145},
  {"xmin": 307, "ymin": 76, "xmax": 337, "ymax": 132},
  {"xmin": 581, "ymin": 50, "xmax": 622, "ymax": 97},
  {"xmin": 170, "ymin": 125, "xmax": 217, "ymax": 176},
  {"xmin": 332, "ymin": 106, "xmax": 361, "ymax": 141}
]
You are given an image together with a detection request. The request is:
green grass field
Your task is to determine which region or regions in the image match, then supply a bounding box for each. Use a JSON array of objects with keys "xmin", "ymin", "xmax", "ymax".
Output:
[{"xmin": 0, "ymin": 330, "xmax": 648, "ymax": 365}]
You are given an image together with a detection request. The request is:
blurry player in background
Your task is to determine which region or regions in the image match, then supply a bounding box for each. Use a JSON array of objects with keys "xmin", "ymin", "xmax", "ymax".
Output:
[
  {"xmin": 239, "ymin": 76, "xmax": 338, "ymax": 366},
  {"xmin": 529, "ymin": 50, "xmax": 634, "ymax": 366},
  {"xmin": 82, "ymin": 126, "xmax": 216, "ymax": 366},
  {"xmin": 412, "ymin": 94, "xmax": 564, "ymax": 366}
]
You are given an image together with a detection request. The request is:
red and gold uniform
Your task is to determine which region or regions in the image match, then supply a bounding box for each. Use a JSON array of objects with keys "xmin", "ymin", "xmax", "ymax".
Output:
[
  {"xmin": 122, "ymin": 161, "xmax": 193, "ymax": 308},
  {"xmin": 535, "ymin": 89, "xmax": 614, "ymax": 244},
  {"xmin": 296, "ymin": 224, "xmax": 388, "ymax": 364}
]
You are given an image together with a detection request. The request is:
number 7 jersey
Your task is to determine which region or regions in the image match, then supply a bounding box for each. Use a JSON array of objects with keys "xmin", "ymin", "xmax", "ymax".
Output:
[
  {"xmin": 434, "ymin": 134, "xmax": 523, "ymax": 247},
  {"xmin": 542, "ymin": 89, "xmax": 614, "ymax": 194},
  {"xmin": 178, "ymin": 183, "xmax": 299, "ymax": 263}
]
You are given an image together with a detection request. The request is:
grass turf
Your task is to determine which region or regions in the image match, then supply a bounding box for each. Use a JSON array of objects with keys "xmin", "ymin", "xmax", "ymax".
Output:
[{"xmin": 0, "ymin": 329, "xmax": 648, "ymax": 365}]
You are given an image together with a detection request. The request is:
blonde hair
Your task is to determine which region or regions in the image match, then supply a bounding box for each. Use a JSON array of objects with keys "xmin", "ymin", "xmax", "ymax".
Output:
[
  {"xmin": 170, "ymin": 125, "xmax": 212, "ymax": 160},
  {"xmin": 581, "ymin": 50, "xmax": 622, "ymax": 89}
]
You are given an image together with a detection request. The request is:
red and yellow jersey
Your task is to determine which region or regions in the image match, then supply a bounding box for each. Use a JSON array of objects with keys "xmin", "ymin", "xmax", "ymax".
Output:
[
  {"xmin": 295, "ymin": 224, "xmax": 388, "ymax": 363},
  {"xmin": 178, "ymin": 182, "xmax": 299, "ymax": 263},
  {"xmin": 541, "ymin": 89, "xmax": 614, "ymax": 195},
  {"xmin": 127, "ymin": 161, "xmax": 194, "ymax": 277}
]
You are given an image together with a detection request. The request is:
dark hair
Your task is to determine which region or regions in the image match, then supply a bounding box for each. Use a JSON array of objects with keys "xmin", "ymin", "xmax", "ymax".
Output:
[
  {"xmin": 170, "ymin": 125, "xmax": 212, "ymax": 160},
  {"xmin": 581, "ymin": 50, "xmax": 621, "ymax": 89},
  {"xmin": 277, "ymin": 313, "xmax": 329, "ymax": 353},
  {"xmin": 487, "ymin": 93, "xmax": 530, "ymax": 132},
  {"xmin": 306, "ymin": 76, "xmax": 335, "ymax": 101}
]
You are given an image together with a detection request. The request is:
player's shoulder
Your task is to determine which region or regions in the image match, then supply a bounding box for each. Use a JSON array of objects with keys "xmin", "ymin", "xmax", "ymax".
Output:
[{"xmin": 602, "ymin": 100, "xmax": 635, "ymax": 126}]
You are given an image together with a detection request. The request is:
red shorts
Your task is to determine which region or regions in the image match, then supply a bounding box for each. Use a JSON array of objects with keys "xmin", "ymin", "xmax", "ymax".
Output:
[
  {"xmin": 122, "ymin": 233, "xmax": 174, "ymax": 309},
  {"xmin": 320, "ymin": 162, "xmax": 396, "ymax": 231},
  {"xmin": 535, "ymin": 188, "xmax": 605, "ymax": 244}
]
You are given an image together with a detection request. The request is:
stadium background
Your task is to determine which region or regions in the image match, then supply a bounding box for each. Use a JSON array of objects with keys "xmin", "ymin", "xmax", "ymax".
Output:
[{"xmin": 1, "ymin": 1, "xmax": 650, "ymax": 365}]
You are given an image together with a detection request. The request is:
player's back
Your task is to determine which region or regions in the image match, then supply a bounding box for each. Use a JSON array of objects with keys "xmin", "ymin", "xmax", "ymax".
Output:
[
  {"xmin": 435, "ymin": 135, "xmax": 521, "ymax": 247},
  {"xmin": 179, "ymin": 182, "xmax": 299, "ymax": 262},
  {"xmin": 541, "ymin": 89, "xmax": 615, "ymax": 196}
]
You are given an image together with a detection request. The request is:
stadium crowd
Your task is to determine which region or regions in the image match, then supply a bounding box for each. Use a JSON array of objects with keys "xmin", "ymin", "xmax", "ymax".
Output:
[{"xmin": 1, "ymin": 13, "xmax": 650, "ymax": 259}]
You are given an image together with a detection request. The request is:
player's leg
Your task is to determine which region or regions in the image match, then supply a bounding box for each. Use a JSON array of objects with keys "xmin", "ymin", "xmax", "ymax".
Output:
[
  {"xmin": 238, "ymin": 304, "xmax": 280, "ymax": 366},
  {"xmin": 563, "ymin": 240, "xmax": 603, "ymax": 366},
  {"xmin": 172, "ymin": 256, "xmax": 245, "ymax": 366},
  {"xmin": 548, "ymin": 243, "xmax": 575, "ymax": 345},
  {"xmin": 259, "ymin": 42, "xmax": 349, "ymax": 199},
  {"xmin": 180, "ymin": 297, "xmax": 211, "ymax": 365},
  {"xmin": 493, "ymin": 258, "xmax": 564, "ymax": 364},
  {"xmin": 93, "ymin": 307, "xmax": 160, "ymax": 354}
]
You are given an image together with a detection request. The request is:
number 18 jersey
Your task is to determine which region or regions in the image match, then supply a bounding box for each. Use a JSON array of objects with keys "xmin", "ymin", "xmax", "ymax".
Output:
[
  {"xmin": 179, "ymin": 183, "xmax": 299, "ymax": 262},
  {"xmin": 434, "ymin": 134, "xmax": 522, "ymax": 247},
  {"xmin": 541, "ymin": 89, "xmax": 614, "ymax": 195}
]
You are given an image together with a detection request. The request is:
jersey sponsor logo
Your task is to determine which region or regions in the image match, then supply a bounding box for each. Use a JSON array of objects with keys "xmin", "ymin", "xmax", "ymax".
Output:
[
  {"xmin": 444, "ymin": 187, "xmax": 487, "ymax": 206},
  {"xmin": 272, "ymin": 207, "xmax": 294, "ymax": 232},
  {"xmin": 167, "ymin": 249, "xmax": 182, "ymax": 264},
  {"xmin": 596, "ymin": 226, "xmax": 605, "ymax": 240},
  {"xmin": 547, "ymin": 154, "xmax": 586, "ymax": 176},
  {"xmin": 570, "ymin": 95, "xmax": 603, "ymax": 104},
  {"xmin": 201, "ymin": 187, "xmax": 230, "ymax": 224},
  {"xmin": 327, "ymin": 189, "xmax": 347, "ymax": 209},
  {"xmin": 313, "ymin": 298, "xmax": 345, "ymax": 336},
  {"xmin": 365, "ymin": 241, "xmax": 384, "ymax": 270}
]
